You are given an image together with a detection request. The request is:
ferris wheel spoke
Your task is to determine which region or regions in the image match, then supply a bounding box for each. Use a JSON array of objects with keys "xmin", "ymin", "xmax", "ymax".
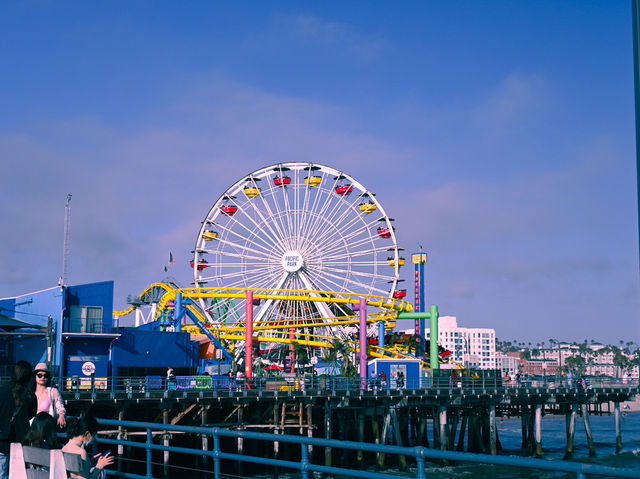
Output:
[
  {"xmin": 232, "ymin": 200, "xmax": 288, "ymax": 254},
  {"xmin": 251, "ymin": 179, "xmax": 292, "ymax": 251},
  {"xmin": 311, "ymin": 216, "xmax": 378, "ymax": 255},
  {"xmin": 311, "ymin": 193, "xmax": 365, "ymax": 243},
  {"xmin": 264, "ymin": 167, "xmax": 295, "ymax": 250},
  {"xmin": 320, "ymin": 268, "xmax": 389, "ymax": 296},
  {"xmin": 323, "ymin": 264, "xmax": 396, "ymax": 283},
  {"xmin": 297, "ymin": 171, "xmax": 332, "ymax": 246},
  {"xmin": 299, "ymin": 173, "xmax": 342, "ymax": 247},
  {"xmin": 210, "ymin": 222, "xmax": 280, "ymax": 259},
  {"xmin": 305, "ymin": 182, "xmax": 363, "ymax": 243},
  {"xmin": 313, "ymin": 235, "xmax": 375, "ymax": 261},
  {"xmin": 320, "ymin": 243, "xmax": 391, "ymax": 261}
]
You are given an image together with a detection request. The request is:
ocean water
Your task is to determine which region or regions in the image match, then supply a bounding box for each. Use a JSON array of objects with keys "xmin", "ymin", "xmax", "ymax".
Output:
[
  {"xmin": 255, "ymin": 412, "xmax": 640, "ymax": 478},
  {"xmin": 418, "ymin": 412, "xmax": 640, "ymax": 478}
]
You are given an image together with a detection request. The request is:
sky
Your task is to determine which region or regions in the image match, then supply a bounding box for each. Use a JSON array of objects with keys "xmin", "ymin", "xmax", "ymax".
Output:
[{"xmin": 0, "ymin": 1, "xmax": 638, "ymax": 345}]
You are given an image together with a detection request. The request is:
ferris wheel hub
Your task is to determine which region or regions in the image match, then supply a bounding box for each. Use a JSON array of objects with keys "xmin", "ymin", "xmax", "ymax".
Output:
[{"xmin": 281, "ymin": 250, "xmax": 304, "ymax": 272}]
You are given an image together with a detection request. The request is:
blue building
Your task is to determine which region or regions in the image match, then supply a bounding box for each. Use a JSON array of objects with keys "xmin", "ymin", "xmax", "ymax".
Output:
[{"xmin": 0, "ymin": 281, "xmax": 199, "ymax": 385}]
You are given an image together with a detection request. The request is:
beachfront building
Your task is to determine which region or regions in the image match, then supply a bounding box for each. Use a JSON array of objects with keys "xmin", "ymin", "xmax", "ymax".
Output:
[
  {"xmin": 425, "ymin": 316, "xmax": 497, "ymax": 370},
  {"xmin": 530, "ymin": 342, "xmax": 639, "ymax": 379},
  {"xmin": 497, "ymin": 352, "xmax": 521, "ymax": 377}
]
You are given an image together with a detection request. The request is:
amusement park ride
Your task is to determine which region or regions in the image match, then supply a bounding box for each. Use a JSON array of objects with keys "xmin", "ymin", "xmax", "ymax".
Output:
[{"xmin": 115, "ymin": 162, "xmax": 451, "ymax": 377}]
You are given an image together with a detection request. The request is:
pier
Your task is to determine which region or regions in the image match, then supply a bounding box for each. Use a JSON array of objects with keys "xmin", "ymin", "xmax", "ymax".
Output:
[{"xmin": 61, "ymin": 373, "xmax": 639, "ymax": 476}]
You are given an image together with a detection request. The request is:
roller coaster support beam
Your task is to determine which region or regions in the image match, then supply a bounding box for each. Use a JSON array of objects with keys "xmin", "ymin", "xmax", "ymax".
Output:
[
  {"xmin": 354, "ymin": 298, "xmax": 368, "ymax": 388},
  {"xmin": 397, "ymin": 305, "xmax": 439, "ymax": 370},
  {"xmin": 175, "ymin": 292, "xmax": 183, "ymax": 333},
  {"xmin": 245, "ymin": 291, "xmax": 254, "ymax": 380},
  {"xmin": 175, "ymin": 293, "xmax": 233, "ymax": 362},
  {"xmin": 378, "ymin": 321, "xmax": 385, "ymax": 349}
]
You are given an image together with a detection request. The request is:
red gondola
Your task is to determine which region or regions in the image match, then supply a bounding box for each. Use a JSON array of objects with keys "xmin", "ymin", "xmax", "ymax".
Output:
[
  {"xmin": 335, "ymin": 184, "xmax": 353, "ymax": 196},
  {"xmin": 274, "ymin": 176, "xmax": 291, "ymax": 187},
  {"xmin": 392, "ymin": 289, "xmax": 407, "ymax": 299},
  {"xmin": 221, "ymin": 205, "xmax": 238, "ymax": 216},
  {"xmin": 377, "ymin": 227, "xmax": 392, "ymax": 239},
  {"xmin": 190, "ymin": 259, "xmax": 208, "ymax": 271}
]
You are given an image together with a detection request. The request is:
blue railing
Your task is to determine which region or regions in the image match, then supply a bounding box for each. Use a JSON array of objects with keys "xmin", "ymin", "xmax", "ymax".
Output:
[
  {"xmin": 58, "ymin": 373, "xmax": 640, "ymax": 395},
  {"xmin": 94, "ymin": 418, "xmax": 639, "ymax": 479}
]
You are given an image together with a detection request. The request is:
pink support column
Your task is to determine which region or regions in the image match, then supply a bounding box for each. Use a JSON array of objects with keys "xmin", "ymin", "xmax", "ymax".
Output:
[
  {"xmin": 359, "ymin": 297, "xmax": 367, "ymax": 388},
  {"xmin": 245, "ymin": 291, "xmax": 253, "ymax": 380}
]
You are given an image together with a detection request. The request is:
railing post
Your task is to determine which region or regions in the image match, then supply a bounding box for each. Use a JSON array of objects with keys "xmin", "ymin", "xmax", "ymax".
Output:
[
  {"xmin": 416, "ymin": 447, "xmax": 426, "ymax": 479},
  {"xmin": 300, "ymin": 441, "xmax": 310, "ymax": 479},
  {"xmin": 213, "ymin": 430, "xmax": 221, "ymax": 479},
  {"xmin": 146, "ymin": 427, "xmax": 153, "ymax": 478}
]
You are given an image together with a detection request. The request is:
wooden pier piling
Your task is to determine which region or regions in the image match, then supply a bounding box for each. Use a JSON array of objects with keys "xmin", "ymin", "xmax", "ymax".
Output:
[
  {"xmin": 614, "ymin": 401, "xmax": 622, "ymax": 453},
  {"xmin": 581, "ymin": 403, "xmax": 596, "ymax": 458}
]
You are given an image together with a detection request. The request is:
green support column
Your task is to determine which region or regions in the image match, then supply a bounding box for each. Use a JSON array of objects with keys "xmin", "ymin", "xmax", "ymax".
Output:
[
  {"xmin": 429, "ymin": 305, "xmax": 439, "ymax": 371},
  {"xmin": 397, "ymin": 306, "xmax": 440, "ymax": 371}
]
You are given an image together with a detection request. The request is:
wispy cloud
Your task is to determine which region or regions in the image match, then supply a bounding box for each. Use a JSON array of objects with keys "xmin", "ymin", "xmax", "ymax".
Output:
[{"xmin": 277, "ymin": 13, "xmax": 386, "ymax": 62}]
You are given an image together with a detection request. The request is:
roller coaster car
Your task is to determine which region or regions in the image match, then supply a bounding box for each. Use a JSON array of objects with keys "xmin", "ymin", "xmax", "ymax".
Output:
[
  {"xmin": 190, "ymin": 259, "xmax": 208, "ymax": 271},
  {"xmin": 274, "ymin": 176, "xmax": 291, "ymax": 187},
  {"xmin": 243, "ymin": 186, "xmax": 261, "ymax": 198},
  {"xmin": 387, "ymin": 257, "xmax": 406, "ymax": 268},
  {"xmin": 305, "ymin": 176, "xmax": 322, "ymax": 187},
  {"xmin": 359, "ymin": 202, "xmax": 377, "ymax": 214},
  {"xmin": 377, "ymin": 227, "xmax": 392, "ymax": 239},
  {"xmin": 335, "ymin": 184, "xmax": 353, "ymax": 196},
  {"xmin": 439, "ymin": 350, "xmax": 453, "ymax": 361},
  {"xmin": 392, "ymin": 289, "xmax": 407, "ymax": 299},
  {"xmin": 202, "ymin": 231, "xmax": 218, "ymax": 241},
  {"xmin": 221, "ymin": 205, "xmax": 238, "ymax": 216}
]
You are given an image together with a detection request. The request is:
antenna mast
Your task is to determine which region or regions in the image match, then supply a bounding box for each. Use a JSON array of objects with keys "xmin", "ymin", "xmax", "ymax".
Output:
[{"xmin": 60, "ymin": 194, "xmax": 72, "ymax": 286}]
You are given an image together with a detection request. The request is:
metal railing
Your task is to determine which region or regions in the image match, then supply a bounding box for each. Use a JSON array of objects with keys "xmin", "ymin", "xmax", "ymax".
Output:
[
  {"xmin": 93, "ymin": 418, "xmax": 639, "ymax": 479},
  {"xmin": 56, "ymin": 372, "xmax": 640, "ymax": 396}
]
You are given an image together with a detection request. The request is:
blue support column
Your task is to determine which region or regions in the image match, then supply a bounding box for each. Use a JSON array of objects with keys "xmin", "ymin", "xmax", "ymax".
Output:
[
  {"xmin": 174, "ymin": 292, "xmax": 183, "ymax": 333},
  {"xmin": 378, "ymin": 321, "xmax": 385, "ymax": 349}
]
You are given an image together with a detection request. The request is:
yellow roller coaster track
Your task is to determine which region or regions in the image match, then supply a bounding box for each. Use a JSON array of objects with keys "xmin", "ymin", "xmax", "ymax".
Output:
[{"xmin": 114, "ymin": 284, "xmax": 460, "ymax": 369}]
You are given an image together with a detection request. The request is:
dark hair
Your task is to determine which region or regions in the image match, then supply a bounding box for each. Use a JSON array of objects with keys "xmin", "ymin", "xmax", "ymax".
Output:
[
  {"xmin": 23, "ymin": 412, "xmax": 58, "ymax": 449},
  {"xmin": 66, "ymin": 415, "xmax": 99, "ymax": 439},
  {"xmin": 12, "ymin": 360, "xmax": 33, "ymax": 407}
]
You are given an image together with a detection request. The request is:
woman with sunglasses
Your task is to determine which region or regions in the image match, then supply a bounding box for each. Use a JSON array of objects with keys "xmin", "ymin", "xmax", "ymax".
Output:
[{"xmin": 33, "ymin": 363, "xmax": 66, "ymax": 428}]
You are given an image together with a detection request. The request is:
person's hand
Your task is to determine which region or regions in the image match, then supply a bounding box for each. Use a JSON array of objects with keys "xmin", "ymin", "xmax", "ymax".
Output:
[
  {"xmin": 57, "ymin": 414, "xmax": 66, "ymax": 428},
  {"xmin": 95, "ymin": 452, "xmax": 114, "ymax": 469}
]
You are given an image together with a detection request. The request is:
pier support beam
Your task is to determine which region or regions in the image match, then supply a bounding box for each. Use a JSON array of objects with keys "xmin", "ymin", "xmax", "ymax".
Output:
[
  {"xmin": 456, "ymin": 414, "xmax": 467, "ymax": 451},
  {"xmin": 489, "ymin": 405, "xmax": 497, "ymax": 455},
  {"xmin": 324, "ymin": 401, "xmax": 332, "ymax": 468},
  {"xmin": 438, "ymin": 406, "xmax": 448, "ymax": 451},
  {"xmin": 614, "ymin": 402, "xmax": 623, "ymax": 453},
  {"xmin": 390, "ymin": 408, "xmax": 407, "ymax": 470},
  {"xmin": 163, "ymin": 409, "xmax": 170, "ymax": 478},
  {"xmin": 534, "ymin": 404, "xmax": 543, "ymax": 458},
  {"xmin": 564, "ymin": 403, "xmax": 578, "ymax": 459},
  {"xmin": 581, "ymin": 403, "xmax": 596, "ymax": 457}
]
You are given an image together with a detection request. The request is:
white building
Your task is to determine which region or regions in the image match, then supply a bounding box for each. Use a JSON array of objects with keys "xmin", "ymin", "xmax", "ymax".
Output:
[
  {"xmin": 530, "ymin": 342, "xmax": 639, "ymax": 379},
  {"xmin": 424, "ymin": 316, "xmax": 497, "ymax": 370},
  {"xmin": 496, "ymin": 352, "xmax": 520, "ymax": 377}
]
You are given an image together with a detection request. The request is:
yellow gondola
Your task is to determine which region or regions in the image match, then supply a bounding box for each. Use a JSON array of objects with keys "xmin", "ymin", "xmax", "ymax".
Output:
[
  {"xmin": 244, "ymin": 187, "xmax": 261, "ymax": 198},
  {"xmin": 202, "ymin": 231, "xmax": 218, "ymax": 241},
  {"xmin": 387, "ymin": 257, "xmax": 406, "ymax": 267},
  {"xmin": 359, "ymin": 202, "xmax": 377, "ymax": 214},
  {"xmin": 305, "ymin": 176, "xmax": 322, "ymax": 187}
]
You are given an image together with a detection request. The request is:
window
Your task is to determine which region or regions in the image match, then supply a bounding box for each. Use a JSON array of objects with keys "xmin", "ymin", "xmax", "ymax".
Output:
[{"xmin": 69, "ymin": 306, "xmax": 103, "ymax": 333}]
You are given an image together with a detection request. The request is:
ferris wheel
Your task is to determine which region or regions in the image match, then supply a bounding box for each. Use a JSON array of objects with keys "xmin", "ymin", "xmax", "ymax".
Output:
[{"xmin": 192, "ymin": 162, "xmax": 404, "ymax": 346}]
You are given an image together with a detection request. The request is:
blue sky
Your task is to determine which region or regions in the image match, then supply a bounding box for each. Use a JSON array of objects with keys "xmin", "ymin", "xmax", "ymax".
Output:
[{"xmin": 0, "ymin": 1, "xmax": 638, "ymax": 344}]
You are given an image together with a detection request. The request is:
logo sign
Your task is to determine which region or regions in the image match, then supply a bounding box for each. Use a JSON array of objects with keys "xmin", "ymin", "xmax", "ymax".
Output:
[
  {"xmin": 81, "ymin": 361, "xmax": 96, "ymax": 376},
  {"xmin": 281, "ymin": 251, "xmax": 303, "ymax": 272}
]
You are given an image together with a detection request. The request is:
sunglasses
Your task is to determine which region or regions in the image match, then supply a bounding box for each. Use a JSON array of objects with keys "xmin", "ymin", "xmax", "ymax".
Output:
[{"xmin": 36, "ymin": 373, "xmax": 49, "ymax": 378}]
